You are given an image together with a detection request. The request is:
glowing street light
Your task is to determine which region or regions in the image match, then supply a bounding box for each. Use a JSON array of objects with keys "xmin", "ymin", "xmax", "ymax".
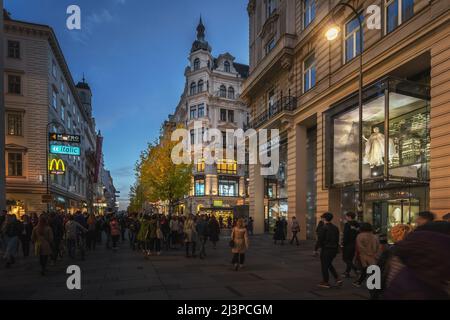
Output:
[{"xmin": 325, "ymin": 26, "xmax": 340, "ymax": 41}]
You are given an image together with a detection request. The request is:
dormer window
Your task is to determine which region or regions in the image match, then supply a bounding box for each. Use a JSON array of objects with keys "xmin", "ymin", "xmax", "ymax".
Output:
[
  {"xmin": 193, "ymin": 58, "xmax": 200, "ymax": 71},
  {"xmin": 224, "ymin": 61, "xmax": 231, "ymax": 73}
]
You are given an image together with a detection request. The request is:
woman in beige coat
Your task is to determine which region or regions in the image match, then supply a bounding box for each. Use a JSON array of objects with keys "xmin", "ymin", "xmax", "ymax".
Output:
[
  {"xmin": 230, "ymin": 218, "xmax": 249, "ymax": 271},
  {"xmin": 31, "ymin": 215, "xmax": 53, "ymax": 276},
  {"xmin": 353, "ymin": 222, "xmax": 380, "ymax": 287}
]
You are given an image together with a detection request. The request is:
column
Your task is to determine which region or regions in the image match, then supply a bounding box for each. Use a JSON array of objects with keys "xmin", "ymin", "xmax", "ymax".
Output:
[{"xmin": 249, "ymin": 163, "xmax": 264, "ymax": 234}]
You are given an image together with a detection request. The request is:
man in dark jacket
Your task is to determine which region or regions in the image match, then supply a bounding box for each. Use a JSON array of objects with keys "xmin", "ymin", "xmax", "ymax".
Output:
[
  {"xmin": 342, "ymin": 212, "xmax": 360, "ymax": 278},
  {"xmin": 317, "ymin": 212, "xmax": 342, "ymax": 288}
]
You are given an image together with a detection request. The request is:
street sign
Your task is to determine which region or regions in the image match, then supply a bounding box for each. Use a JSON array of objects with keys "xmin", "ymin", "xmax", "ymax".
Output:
[
  {"xmin": 49, "ymin": 158, "xmax": 66, "ymax": 175},
  {"xmin": 50, "ymin": 144, "xmax": 81, "ymax": 156},
  {"xmin": 42, "ymin": 194, "xmax": 53, "ymax": 204},
  {"xmin": 49, "ymin": 133, "xmax": 81, "ymax": 144}
]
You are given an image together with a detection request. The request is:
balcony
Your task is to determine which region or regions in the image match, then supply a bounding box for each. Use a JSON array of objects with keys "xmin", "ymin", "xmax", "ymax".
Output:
[{"xmin": 249, "ymin": 96, "xmax": 297, "ymax": 129}]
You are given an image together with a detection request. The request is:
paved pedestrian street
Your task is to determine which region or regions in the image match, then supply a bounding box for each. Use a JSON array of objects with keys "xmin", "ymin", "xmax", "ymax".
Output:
[{"xmin": 0, "ymin": 234, "xmax": 369, "ymax": 300}]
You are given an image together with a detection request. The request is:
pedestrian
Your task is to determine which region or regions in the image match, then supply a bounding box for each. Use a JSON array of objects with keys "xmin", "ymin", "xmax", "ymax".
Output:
[
  {"xmin": 137, "ymin": 215, "xmax": 150, "ymax": 254},
  {"xmin": 128, "ymin": 214, "xmax": 139, "ymax": 250},
  {"xmin": 196, "ymin": 215, "xmax": 209, "ymax": 259},
  {"xmin": 20, "ymin": 215, "xmax": 33, "ymax": 257},
  {"xmin": 342, "ymin": 212, "xmax": 360, "ymax": 278},
  {"xmin": 169, "ymin": 216, "xmax": 179, "ymax": 249},
  {"xmin": 160, "ymin": 215, "xmax": 170, "ymax": 251},
  {"xmin": 247, "ymin": 217, "xmax": 254, "ymax": 236},
  {"xmin": 317, "ymin": 212, "xmax": 343, "ymax": 288},
  {"xmin": 86, "ymin": 213, "xmax": 97, "ymax": 251},
  {"xmin": 184, "ymin": 215, "xmax": 198, "ymax": 258},
  {"xmin": 230, "ymin": 218, "xmax": 249, "ymax": 271},
  {"xmin": 31, "ymin": 215, "xmax": 53, "ymax": 275},
  {"xmin": 146, "ymin": 215, "xmax": 158, "ymax": 256},
  {"xmin": 273, "ymin": 217, "xmax": 285, "ymax": 245},
  {"xmin": 178, "ymin": 217, "xmax": 185, "ymax": 249},
  {"xmin": 104, "ymin": 214, "xmax": 112, "ymax": 249},
  {"xmin": 2, "ymin": 214, "xmax": 22, "ymax": 268},
  {"xmin": 353, "ymin": 223, "xmax": 380, "ymax": 287},
  {"xmin": 120, "ymin": 216, "xmax": 127, "ymax": 242},
  {"xmin": 0, "ymin": 210, "xmax": 7, "ymax": 256},
  {"xmin": 289, "ymin": 216, "xmax": 300, "ymax": 246},
  {"xmin": 49, "ymin": 212, "xmax": 64, "ymax": 264},
  {"xmin": 208, "ymin": 215, "xmax": 220, "ymax": 249},
  {"xmin": 65, "ymin": 215, "xmax": 87, "ymax": 259},
  {"xmin": 415, "ymin": 211, "xmax": 435, "ymax": 227},
  {"xmin": 443, "ymin": 213, "xmax": 450, "ymax": 223},
  {"xmin": 110, "ymin": 217, "xmax": 121, "ymax": 252}
]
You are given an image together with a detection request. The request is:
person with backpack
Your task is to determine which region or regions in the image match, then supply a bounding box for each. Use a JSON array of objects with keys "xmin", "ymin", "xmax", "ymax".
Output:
[
  {"xmin": 317, "ymin": 212, "xmax": 343, "ymax": 288},
  {"xmin": 342, "ymin": 212, "xmax": 360, "ymax": 278}
]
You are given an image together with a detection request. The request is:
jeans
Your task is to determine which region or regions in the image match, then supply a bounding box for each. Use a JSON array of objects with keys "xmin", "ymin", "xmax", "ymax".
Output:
[
  {"xmin": 67, "ymin": 239, "xmax": 76, "ymax": 259},
  {"xmin": 290, "ymin": 231, "xmax": 299, "ymax": 245},
  {"xmin": 320, "ymin": 248, "xmax": 339, "ymax": 283},
  {"xmin": 232, "ymin": 253, "xmax": 245, "ymax": 265},
  {"xmin": 185, "ymin": 242, "xmax": 196, "ymax": 256},
  {"xmin": 199, "ymin": 236, "xmax": 207, "ymax": 258},
  {"xmin": 342, "ymin": 244, "xmax": 357, "ymax": 274},
  {"xmin": 129, "ymin": 232, "xmax": 137, "ymax": 249}
]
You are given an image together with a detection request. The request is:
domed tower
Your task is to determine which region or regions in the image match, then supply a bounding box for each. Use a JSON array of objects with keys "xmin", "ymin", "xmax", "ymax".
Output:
[
  {"xmin": 76, "ymin": 75, "xmax": 92, "ymax": 118},
  {"xmin": 191, "ymin": 16, "xmax": 211, "ymax": 53}
]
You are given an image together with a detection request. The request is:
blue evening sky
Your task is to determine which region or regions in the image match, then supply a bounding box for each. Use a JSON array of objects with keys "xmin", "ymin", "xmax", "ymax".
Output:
[{"xmin": 5, "ymin": 0, "xmax": 249, "ymax": 209}]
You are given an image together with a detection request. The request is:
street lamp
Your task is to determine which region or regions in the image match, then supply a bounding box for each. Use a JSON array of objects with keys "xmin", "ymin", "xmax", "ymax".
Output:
[
  {"xmin": 46, "ymin": 120, "xmax": 63, "ymax": 212},
  {"xmin": 326, "ymin": 2, "xmax": 364, "ymax": 216}
]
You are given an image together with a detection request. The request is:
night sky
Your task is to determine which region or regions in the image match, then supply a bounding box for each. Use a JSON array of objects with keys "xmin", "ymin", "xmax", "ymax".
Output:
[{"xmin": 5, "ymin": 0, "xmax": 249, "ymax": 209}]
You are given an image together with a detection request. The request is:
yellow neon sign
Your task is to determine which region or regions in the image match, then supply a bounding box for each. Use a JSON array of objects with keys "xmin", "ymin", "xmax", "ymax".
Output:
[{"xmin": 49, "ymin": 158, "xmax": 66, "ymax": 175}]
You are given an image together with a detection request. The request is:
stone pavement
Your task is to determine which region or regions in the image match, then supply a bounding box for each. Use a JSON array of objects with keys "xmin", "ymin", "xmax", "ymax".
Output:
[{"xmin": 0, "ymin": 233, "xmax": 370, "ymax": 300}]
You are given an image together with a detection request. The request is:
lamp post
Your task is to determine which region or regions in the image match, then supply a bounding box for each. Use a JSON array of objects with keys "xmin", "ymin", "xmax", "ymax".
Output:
[
  {"xmin": 326, "ymin": 2, "xmax": 364, "ymax": 215},
  {"xmin": 46, "ymin": 120, "xmax": 63, "ymax": 212}
]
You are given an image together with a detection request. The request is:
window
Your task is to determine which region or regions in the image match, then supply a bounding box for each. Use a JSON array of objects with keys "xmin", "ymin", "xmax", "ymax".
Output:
[
  {"xmin": 265, "ymin": 38, "xmax": 276, "ymax": 54},
  {"xmin": 8, "ymin": 75, "xmax": 21, "ymax": 94},
  {"xmin": 52, "ymin": 90, "xmax": 57, "ymax": 109},
  {"xmin": 217, "ymin": 160, "xmax": 238, "ymax": 174},
  {"xmin": 228, "ymin": 87, "xmax": 235, "ymax": 99},
  {"xmin": 304, "ymin": 0, "xmax": 316, "ymax": 28},
  {"xmin": 60, "ymin": 81, "xmax": 65, "ymax": 94},
  {"xmin": 386, "ymin": 0, "xmax": 414, "ymax": 34},
  {"xmin": 224, "ymin": 61, "xmax": 231, "ymax": 73},
  {"xmin": 68, "ymin": 94, "xmax": 71, "ymax": 106},
  {"xmin": 198, "ymin": 80, "xmax": 204, "ymax": 92},
  {"xmin": 228, "ymin": 110, "xmax": 235, "ymax": 123},
  {"xmin": 7, "ymin": 113, "xmax": 23, "ymax": 136},
  {"xmin": 198, "ymin": 104, "xmax": 205, "ymax": 118},
  {"xmin": 268, "ymin": 89, "xmax": 276, "ymax": 114},
  {"xmin": 7, "ymin": 40, "xmax": 20, "ymax": 59},
  {"xmin": 220, "ymin": 109, "xmax": 227, "ymax": 122},
  {"xmin": 190, "ymin": 129, "xmax": 195, "ymax": 144},
  {"xmin": 196, "ymin": 160, "xmax": 205, "ymax": 173},
  {"xmin": 52, "ymin": 61, "xmax": 57, "ymax": 78},
  {"xmin": 190, "ymin": 82, "xmax": 197, "ymax": 95},
  {"xmin": 190, "ymin": 106, "xmax": 197, "ymax": 119},
  {"xmin": 195, "ymin": 178, "xmax": 205, "ymax": 196},
  {"xmin": 345, "ymin": 14, "xmax": 364, "ymax": 63},
  {"xmin": 303, "ymin": 53, "xmax": 316, "ymax": 92},
  {"xmin": 61, "ymin": 104, "xmax": 65, "ymax": 121},
  {"xmin": 266, "ymin": 0, "xmax": 277, "ymax": 18},
  {"xmin": 67, "ymin": 116, "xmax": 71, "ymax": 130},
  {"xmin": 218, "ymin": 178, "xmax": 238, "ymax": 196},
  {"xmin": 193, "ymin": 58, "xmax": 200, "ymax": 71},
  {"xmin": 219, "ymin": 85, "xmax": 227, "ymax": 98},
  {"xmin": 8, "ymin": 153, "xmax": 23, "ymax": 177}
]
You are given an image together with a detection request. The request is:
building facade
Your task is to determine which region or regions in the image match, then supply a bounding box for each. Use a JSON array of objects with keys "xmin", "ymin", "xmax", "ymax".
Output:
[
  {"xmin": 3, "ymin": 13, "xmax": 112, "ymax": 216},
  {"xmin": 170, "ymin": 19, "xmax": 250, "ymax": 221},
  {"xmin": 242, "ymin": 0, "xmax": 449, "ymax": 238}
]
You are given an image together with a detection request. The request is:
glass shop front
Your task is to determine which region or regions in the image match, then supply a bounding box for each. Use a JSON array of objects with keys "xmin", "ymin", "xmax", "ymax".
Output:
[{"xmin": 325, "ymin": 77, "xmax": 430, "ymax": 238}]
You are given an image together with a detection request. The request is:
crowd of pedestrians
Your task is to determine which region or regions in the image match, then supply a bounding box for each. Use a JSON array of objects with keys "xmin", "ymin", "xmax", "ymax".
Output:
[{"xmin": 314, "ymin": 210, "xmax": 450, "ymax": 300}]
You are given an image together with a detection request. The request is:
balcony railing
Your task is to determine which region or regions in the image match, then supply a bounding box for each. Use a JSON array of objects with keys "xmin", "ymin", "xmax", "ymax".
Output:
[{"xmin": 249, "ymin": 96, "xmax": 297, "ymax": 129}]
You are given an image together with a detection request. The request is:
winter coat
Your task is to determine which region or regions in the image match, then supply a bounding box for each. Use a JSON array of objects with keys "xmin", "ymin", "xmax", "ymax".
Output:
[
  {"xmin": 31, "ymin": 226, "xmax": 53, "ymax": 256},
  {"xmin": 184, "ymin": 219, "xmax": 198, "ymax": 243},
  {"xmin": 208, "ymin": 219, "xmax": 220, "ymax": 242},
  {"xmin": 273, "ymin": 220, "xmax": 286, "ymax": 241},
  {"xmin": 231, "ymin": 227, "xmax": 249, "ymax": 254},
  {"xmin": 356, "ymin": 232, "xmax": 380, "ymax": 268},
  {"xmin": 110, "ymin": 220, "xmax": 120, "ymax": 237}
]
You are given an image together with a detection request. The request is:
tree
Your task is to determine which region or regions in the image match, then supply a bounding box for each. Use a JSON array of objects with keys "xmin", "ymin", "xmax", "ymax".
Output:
[{"xmin": 136, "ymin": 127, "xmax": 192, "ymax": 215}]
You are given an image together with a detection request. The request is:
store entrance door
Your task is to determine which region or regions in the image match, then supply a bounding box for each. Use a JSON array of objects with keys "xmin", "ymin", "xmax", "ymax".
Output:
[{"xmin": 372, "ymin": 198, "xmax": 419, "ymax": 242}]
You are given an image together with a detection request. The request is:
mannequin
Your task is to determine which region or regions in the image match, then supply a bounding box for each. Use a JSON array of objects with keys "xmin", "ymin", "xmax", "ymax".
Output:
[{"xmin": 363, "ymin": 127, "xmax": 385, "ymax": 168}]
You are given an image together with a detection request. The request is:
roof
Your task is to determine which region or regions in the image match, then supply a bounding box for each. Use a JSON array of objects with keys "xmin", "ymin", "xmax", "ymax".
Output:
[
  {"xmin": 233, "ymin": 63, "xmax": 250, "ymax": 79},
  {"xmin": 76, "ymin": 81, "xmax": 91, "ymax": 90}
]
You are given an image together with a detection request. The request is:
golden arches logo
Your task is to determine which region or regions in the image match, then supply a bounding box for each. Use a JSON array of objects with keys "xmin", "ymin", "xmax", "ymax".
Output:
[{"xmin": 49, "ymin": 159, "xmax": 66, "ymax": 174}]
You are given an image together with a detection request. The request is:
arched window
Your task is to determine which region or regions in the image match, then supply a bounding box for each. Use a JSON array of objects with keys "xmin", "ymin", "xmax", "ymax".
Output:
[
  {"xmin": 219, "ymin": 85, "xmax": 227, "ymax": 98},
  {"xmin": 228, "ymin": 86, "xmax": 235, "ymax": 99},
  {"xmin": 193, "ymin": 58, "xmax": 200, "ymax": 71},
  {"xmin": 198, "ymin": 80, "xmax": 204, "ymax": 92},
  {"xmin": 224, "ymin": 61, "xmax": 231, "ymax": 72},
  {"xmin": 190, "ymin": 82, "xmax": 197, "ymax": 95}
]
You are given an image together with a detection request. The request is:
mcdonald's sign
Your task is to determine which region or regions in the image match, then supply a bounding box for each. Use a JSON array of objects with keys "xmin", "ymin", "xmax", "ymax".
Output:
[{"xmin": 49, "ymin": 158, "xmax": 66, "ymax": 175}]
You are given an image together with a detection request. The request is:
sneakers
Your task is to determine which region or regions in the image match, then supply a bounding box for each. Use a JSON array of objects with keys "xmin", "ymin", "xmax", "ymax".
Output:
[{"xmin": 318, "ymin": 282, "xmax": 331, "ymax": 289}]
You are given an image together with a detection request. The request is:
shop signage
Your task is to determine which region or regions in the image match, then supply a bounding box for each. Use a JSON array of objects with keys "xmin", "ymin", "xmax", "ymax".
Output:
[
  {"xmin": 50, "ymin": 145, "xmax": 81, "ymax": 156},
  {"xmin": 41, "ymin": 194, "xmax": 53, "ymax": 203},
  {"xmin": 93, "ymin": 203, "xmax": 107, "ymax": 208},
  {"xmin": 365, "ymin": 190, "xmax": 414, "ymax": 201},
  {"xmin": 49, "ymin": 133, "xmax": 81, "ymax": 144},
  {"xmin": 213, "ymin": 200, "xmax": 223, "ymax": 207},
  {"xmin": 49, "ymin": 158, "xmax": 66, "ymax": 175}
]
